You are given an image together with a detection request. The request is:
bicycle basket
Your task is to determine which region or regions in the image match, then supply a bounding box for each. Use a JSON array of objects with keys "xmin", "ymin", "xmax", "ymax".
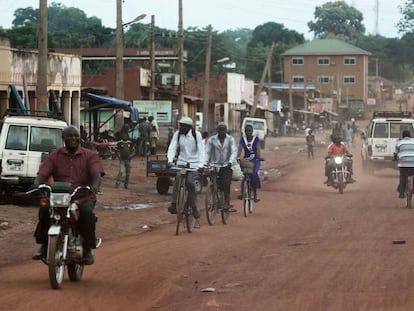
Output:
[{"xmin": 239, "ymin": 159, "xmax": 255, "ymax": 174}]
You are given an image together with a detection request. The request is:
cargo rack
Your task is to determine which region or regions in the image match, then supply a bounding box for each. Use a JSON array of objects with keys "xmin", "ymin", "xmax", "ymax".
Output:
[{"xmin": 372, "ymin": 111, "xmax": 412, "ymax": 119}]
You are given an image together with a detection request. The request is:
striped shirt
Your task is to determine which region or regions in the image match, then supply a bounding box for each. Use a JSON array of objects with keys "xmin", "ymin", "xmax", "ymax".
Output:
[{"xmin": 395, "ymin": 137, "xmax": 414, "ymax": 167}]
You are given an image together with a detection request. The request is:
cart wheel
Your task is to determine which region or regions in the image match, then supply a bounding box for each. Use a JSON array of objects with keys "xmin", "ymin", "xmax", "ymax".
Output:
[{"xmin": 156, "ymin": 177, "xmax": 170, "ymax": 194}]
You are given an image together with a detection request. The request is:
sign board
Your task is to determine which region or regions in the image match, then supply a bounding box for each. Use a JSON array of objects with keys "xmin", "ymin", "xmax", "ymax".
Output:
[
  {"xmin": 367, "ymin": 98, "xmax": 376, "ymax": 106},
  {"xmin": 132, "ymin": 100, "xmax": 172, "ymax": 123}
]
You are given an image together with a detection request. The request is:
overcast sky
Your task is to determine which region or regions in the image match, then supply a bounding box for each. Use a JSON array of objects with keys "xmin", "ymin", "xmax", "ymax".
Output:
[{"xmin": 1, "ymin": 0, "xmax": 404, "ymax": 39}]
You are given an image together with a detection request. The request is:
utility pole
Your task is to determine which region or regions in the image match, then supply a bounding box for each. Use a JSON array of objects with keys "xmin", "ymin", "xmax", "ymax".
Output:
[
  {"xmin": 115, "ymin": 0, "xmax": 124, "ymax": 100},
  {"xmin": 37, "ymin": 0, "xmax": 48, "ymax": 112},
  {"xmin": 149, "ymin": 15, "xmax": 156, "ymax": 100},
  {"xmin": 203, "ymin": 24, "xmax": 212, "ymax": 132},
  {"xmin": 250, "ymin": 43, "xmax": 274, "ymax": 117},
  {"xmin": 178, "ymin": 0, "xmax": 185, "ymax": 119}
]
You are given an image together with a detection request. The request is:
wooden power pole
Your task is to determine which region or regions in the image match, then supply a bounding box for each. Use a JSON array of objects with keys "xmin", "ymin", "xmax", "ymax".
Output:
[
  {"xmin": 250, "ymin": 43, "xmax": 274, "ymax": 117},
  {"xmin": 178, "ymin": 0, "xmax": 185, "ymax": 119},
  {"xmin": 149, "ymin": 15, "xmax": 156, "ymax": 100},
  {"xmin": 203, "ymin": 25, "xmax": 212, "ymax": 131},
  {"xmin": 37, "ymin": 0, "xmax": 48, "ymax": 112}
]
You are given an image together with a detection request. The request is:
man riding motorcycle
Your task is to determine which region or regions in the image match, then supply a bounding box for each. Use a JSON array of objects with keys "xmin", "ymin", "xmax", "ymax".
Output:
[{"xmin": 324, "ymin": 134, "xmax": 356, "ymax": 186}]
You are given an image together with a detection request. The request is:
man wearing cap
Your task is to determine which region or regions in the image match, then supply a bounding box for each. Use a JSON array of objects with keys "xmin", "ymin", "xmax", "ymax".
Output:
[
  {"xmin": 205, "ymin": 122, "xmax": 237, "ymax": 211},
  {"xmin": 167, "ymin": 116, "xmax": 205, "ymax": 218}
]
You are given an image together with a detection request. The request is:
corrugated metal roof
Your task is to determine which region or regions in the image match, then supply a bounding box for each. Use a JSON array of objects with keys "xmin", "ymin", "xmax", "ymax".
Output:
[{"xmin": 281, "ymin": 39, "xmax": 371, "ymax": 56}]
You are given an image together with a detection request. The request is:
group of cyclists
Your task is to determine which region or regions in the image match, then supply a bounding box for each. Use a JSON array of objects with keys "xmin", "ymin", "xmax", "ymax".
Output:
[{"xmin": 166, "ymin": 117, "xmax": 264, "ymax": 219}]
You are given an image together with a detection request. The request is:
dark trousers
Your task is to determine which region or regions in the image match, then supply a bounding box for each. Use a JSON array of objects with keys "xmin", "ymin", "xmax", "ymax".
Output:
[
  {"xmin": 218, "ymin": 167, "xmax": 233, "ymax": 204},
  {"xmin": 34, "ymin": 199, "xmax": 97, "ymax": 250},
  {"xmin": 399, "ymin": 167, "xmax": 414, "ymax": 194}
]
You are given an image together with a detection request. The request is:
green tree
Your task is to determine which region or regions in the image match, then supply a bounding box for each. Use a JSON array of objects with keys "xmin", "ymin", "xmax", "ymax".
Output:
[
  {"xmin": 245, "ymin": 22, "xmax": 304, "ymax": 82},
  {"xmin": 398, "ymin": 0, "xmax": 414, "ymax": 34},
  {"xmin": 308, "ymin": 1, "xmax": 365, "ymax": 40}
]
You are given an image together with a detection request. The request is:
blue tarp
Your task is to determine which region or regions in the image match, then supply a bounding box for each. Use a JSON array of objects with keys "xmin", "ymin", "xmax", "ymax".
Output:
[
  {"xmin": 85, "ymin": 93, "xmax": 139, "ymax": 123},
  {"xmin": 9, "ymin": 85, "xmax": 28, "ymax": 115}
]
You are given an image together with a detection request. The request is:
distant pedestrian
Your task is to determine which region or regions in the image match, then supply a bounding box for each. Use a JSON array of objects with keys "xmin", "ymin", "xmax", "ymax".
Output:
[
  {"xmin": 166, "ymin": 127, "xmax": 174, "ymax": 152},
  {"xmin": 148, "ymin": 116, "xmax": 159, "ymax": 155},
  {"xmin": 116, "ymin": 133, "xmax": 133, "ymax": 189},
  {"xmin": 344, "ymin": 124, "xmax": 353, "ymax": 152},
  {"xmin": 306, "ymin": 129, "xmax": 315, "ymax": 159}
]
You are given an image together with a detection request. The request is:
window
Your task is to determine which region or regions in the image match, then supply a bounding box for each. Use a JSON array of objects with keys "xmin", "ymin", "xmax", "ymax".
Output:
[
  {"xmin": 344, "ymin": 76, "xmax": 355, "ymax": 84},
  {"xmin": 317, "ymin": 76, "xmax": 331, "ymax": 84},
  {"xmin": 5, "ymin": 126, "xmax": 28, "ymax": 150},
  {"xmin": 390, "ymin": 123, "xmax": 414, "ymax": 138},
  {"xmin": 344, "ymin": 57, "xmax": 356, "ymax": 65},
  {"xmin": 318, "ymin": 57, "xmax": 329, "ymax": 65},
  {"xmin": 29, "ymin": 127, "xmax": 64, "ymax": 152},
  {"xmin": 292, "ymin": 76, "xmax": 304, "ymax": 83},
  {"xmin": 292, "ymin": 57, "xmax": 304, "ymax": 65},
  {"xmin": 373, "ymin": 123, "xmax": 388, "ymax": 138}
]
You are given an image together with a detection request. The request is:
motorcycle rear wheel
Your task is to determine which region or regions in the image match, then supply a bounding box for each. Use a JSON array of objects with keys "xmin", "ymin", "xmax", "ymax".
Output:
[{"xmin": 48, "ymin": 234, "xmax": 65, "ymax": 289}]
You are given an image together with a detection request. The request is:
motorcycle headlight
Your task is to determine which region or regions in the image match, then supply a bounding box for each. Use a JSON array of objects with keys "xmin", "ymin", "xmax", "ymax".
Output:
[
  {"xmin": 50, "ymin": 193, "xmax": 71, "ymax": 207},
  {"xmin": 334, "ymin": 157, "xmax": 343, "ymax": 165}
]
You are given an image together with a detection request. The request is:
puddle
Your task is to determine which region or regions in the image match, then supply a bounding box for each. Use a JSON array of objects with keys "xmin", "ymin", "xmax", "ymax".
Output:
[{"xmin": 103, "ymin": 201, "xmax": 169, "ymax": 210}]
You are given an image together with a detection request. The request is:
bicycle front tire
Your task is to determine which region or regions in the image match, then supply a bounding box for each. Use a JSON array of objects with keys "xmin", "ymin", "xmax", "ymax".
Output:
[
  {"xmin": 205, "ymin": 182, "xmax": 217, "ymax": 225},
  {"xmin": 176, "ymin": 185, "xmax": 185, "ymax": 235}
]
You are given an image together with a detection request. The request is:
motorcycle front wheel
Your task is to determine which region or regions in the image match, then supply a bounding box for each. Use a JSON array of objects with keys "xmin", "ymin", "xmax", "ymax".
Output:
[
  {"xmin": 48, "ymin": 234, "xmax": 65, "ymax": 289},
  {"xmin": 68, "ymin": 262, "xmax": 84, "ymax": 282}
]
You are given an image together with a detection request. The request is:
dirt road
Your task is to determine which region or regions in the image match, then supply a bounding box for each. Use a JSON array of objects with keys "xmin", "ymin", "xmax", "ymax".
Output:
[{"xmin": 2, "ymin": 132, "xmax": 414, "ymax": 311}]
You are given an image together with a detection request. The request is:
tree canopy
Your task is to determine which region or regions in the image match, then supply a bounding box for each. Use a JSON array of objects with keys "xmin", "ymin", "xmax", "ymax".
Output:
[{"xmin": 308, "ymin": 1, "xmax": 365, "ymax": 40}]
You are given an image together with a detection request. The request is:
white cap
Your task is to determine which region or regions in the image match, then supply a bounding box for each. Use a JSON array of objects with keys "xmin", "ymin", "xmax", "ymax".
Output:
[{"xmin": 178, "ymin": 116, "xmax": 193, "ymax": 126}]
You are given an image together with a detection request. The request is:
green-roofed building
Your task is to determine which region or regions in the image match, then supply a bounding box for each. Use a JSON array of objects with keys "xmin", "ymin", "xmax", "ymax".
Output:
[{"xmin": 281, "ymin": 39, "xmax": 371, "ymax": 117}]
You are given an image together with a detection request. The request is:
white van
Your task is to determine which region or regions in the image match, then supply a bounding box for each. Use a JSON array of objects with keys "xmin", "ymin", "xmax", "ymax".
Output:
[
  {"xmin": 241, "ymin": 117, "xmax": 268, "ymax": 149},
  {"xmin": 0, "ymin": 115, "xmax": 67, "ymax": 199}
]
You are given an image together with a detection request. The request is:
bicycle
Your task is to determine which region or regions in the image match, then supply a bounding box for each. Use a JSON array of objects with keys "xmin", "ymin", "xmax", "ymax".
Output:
[
  {"xmin": 239, "ymin": 159, "xmax": 255, "ymax": 217},
  {"xmin": 171, "ymin": 165, "xmax": 201, "ymax": 235},
  {"xmin": 204, "ymin": 163, "xmax": 230, "ymax": 225}
]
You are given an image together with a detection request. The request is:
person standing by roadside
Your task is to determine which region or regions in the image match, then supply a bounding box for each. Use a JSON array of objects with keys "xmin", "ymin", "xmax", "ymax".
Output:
[
  {"xmin": 306, "ymin": 129, "xmax": 315, "ymax": 159},
  {"xmin": 166, "ymin": 127, "xmax": 174, "ymax": 152},
  {"xmin": 116, "ymin": 133, "xmax": 133, "ymax": 189},
  {"xmin": 148, "ymin": 116, "xmax": 159, "ymax": 155},
  {"xmin": 344, "ymin": 123, "xmax": 354, "ymax": 152},
  {"xmin": 205, "ymin": 122, "xmax": 237, "ymax": 211}
]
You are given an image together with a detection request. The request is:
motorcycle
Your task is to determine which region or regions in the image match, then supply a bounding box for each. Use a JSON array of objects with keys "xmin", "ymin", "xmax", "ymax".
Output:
[
  {"xmin": 328, "ymin": 154, "xmax": 353, "ymax": 194},
  {"xmin": 27, "ymin": 182, "xmax": 101, "ymax": 289},
  {"xmin": 90, "ymin": 140, "xmax": 119, "ymax": 160}
]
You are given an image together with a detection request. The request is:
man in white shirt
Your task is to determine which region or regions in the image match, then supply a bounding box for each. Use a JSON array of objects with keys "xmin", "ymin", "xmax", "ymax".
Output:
[
  {"xmin": 167, "ymin": 116, "xmax": 205, "ymax": 218},
  {"xmin": 148, "ymin": 115, "xmax": 159, "ymax": 155}
]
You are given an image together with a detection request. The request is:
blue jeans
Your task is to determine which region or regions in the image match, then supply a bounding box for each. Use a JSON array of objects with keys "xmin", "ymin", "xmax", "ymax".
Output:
[{"xmin": 116, "ymin": 159, "xmax": 131, "ymax": 187}]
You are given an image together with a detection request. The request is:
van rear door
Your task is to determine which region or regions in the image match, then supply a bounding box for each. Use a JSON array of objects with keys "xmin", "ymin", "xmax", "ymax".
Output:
[{"xmin": 1, "ymin": 125, "xmax": 30, "ymax": 178}]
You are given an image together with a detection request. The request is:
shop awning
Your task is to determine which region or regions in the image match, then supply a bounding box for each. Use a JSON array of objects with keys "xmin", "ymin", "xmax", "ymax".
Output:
[{"xmin": 85, "ymin": 93, "xmax": 139, "ymax": 122}]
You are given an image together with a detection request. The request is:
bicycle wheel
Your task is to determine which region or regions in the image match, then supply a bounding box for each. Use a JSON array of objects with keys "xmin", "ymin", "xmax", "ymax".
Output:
[
  {"xmin": 219, "ymin": 190, "xmax": 229, "ymax": 224},
  {"xmin": 405, "ymin": 176, "xmax": 412, "ymax": 209},
  {"xmin": 248, "ymin": 181, "xmax": 254, "ymax": 214},
  {"xmin": 243, "ymin": 178, "xmax": 251, "ymax": 217},
  {"xmin": 205, "ymin": 181, "xmax": 217, "ymax": 225},
  {"xmin": 175, "ymin": 185, "xmax": 185, "ymax": 235},
  {"xmin": 185, "ymin": 192, "xmax": 196, "ymax": 233}
]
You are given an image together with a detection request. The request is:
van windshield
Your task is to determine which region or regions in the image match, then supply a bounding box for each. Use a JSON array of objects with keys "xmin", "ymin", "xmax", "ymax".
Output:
[{"xmin": 246, "ymin": 120, "xmax": 265, "ymax": 130}]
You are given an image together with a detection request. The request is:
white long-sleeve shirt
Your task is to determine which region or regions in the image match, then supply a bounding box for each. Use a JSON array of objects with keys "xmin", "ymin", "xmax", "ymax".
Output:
[
  {"xmin": 167, "ymin": 129, "xmax": 205, "ymax": 169},
  {"xmin": 205, "ymin": 133, "xmax": 237, "ymax": 165}
]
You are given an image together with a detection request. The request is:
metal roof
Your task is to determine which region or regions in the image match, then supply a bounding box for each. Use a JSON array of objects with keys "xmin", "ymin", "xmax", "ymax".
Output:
[{"xmin": 281, "ymin": 39, "xmax": 371, "ymax": 56}]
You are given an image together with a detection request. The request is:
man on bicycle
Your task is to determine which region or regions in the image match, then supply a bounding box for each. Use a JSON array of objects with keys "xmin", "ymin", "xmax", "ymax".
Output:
[
  {"xmin": 167, "ymin": 116, "xmax": 205, "ymax": 218},
  {"xmin": 205, "ymin": 122, "xmax": 237, "ymax": 211},
  {"xmin": 395, "ymin": 130, "xmax": 414, "ymax": 198}
]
